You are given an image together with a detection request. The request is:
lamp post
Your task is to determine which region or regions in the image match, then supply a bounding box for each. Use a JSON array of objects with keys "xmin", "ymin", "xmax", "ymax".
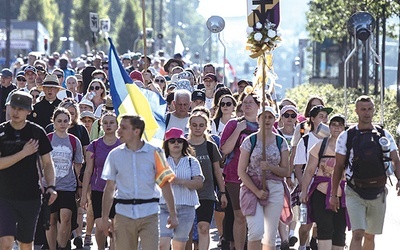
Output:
[
  {"xmin": 201, "ymin": 16, "xmax": 226, "ymax": 82},
  {"xmin": 345, "ymin": 12, "xmax": 383, "ymax": 124}
]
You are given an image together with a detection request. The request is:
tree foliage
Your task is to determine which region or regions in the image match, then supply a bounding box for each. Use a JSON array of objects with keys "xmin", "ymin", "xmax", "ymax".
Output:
[
  {"xmin": 19, "ymin": 0, "xmax": 64, "ymax": 52},
  {"xmin": 286, "ymin": 83, "xmax": 400, "ymax": 136},
  {"xmin": 113, "ymin": 0, "xmax": 140, "ymax": 53},
  {"xmin": 71, "ymin": 0, "xmax": 109, "ymax": 50},
  {"xmin": 306, "ymin": 0, "xmax": 400, "ymax": 43},
  {"xmin": 0, "ymin": 0, "xmax": 24, "ymax": 19}
]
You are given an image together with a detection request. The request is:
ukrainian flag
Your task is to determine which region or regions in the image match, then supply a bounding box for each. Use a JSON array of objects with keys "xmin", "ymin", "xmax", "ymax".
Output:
[{"xmin": 108, "ymin": 38, "xmax": 163, "ymax": 141}]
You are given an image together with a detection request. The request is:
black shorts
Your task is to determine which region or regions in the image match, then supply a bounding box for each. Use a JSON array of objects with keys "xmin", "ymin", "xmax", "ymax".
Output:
[
  {"xmin": 50, "ymin": 191, "xmax": 76, "ymax": 214},
  {"xmin": 196, "ymin": 200, "xmax": 215, "ymax": 223},
  {"xmin": 0, "ymin": 197, "xmax": 41, "ymax": 243},
  {"xmin": 91, "ymin": 190, "xmax": 116, "ymax": 220}
]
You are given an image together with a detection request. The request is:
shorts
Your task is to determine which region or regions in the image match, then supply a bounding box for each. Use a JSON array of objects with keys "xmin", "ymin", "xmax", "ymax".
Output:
[
  {"xmin": 91, "ymin": 190, "xmax": 116, "ymax": 220},
  {"xmin": 196, "ymin": 200, "xmax": 215, "ymax": 223},
  {"xmin": 50, "ymin": 191, "xmax": 76, "ymax": 214},
  {"xmin": 345, "ymin": 185, "xmax": 387, "ymax": 235},
  {"xmin": 0, "ymin": 197, "xmax": 41, "ymax": 243},
  {"xmin": 226, "ymin": 182, "xmax": 241, "ymax": 210},
  {"xmin": 159, "ymin": 204, "xmax": 195, "ymax": 242}
]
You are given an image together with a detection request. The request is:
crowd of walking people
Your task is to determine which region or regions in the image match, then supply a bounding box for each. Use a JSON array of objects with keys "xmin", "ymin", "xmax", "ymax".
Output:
[{"xmin": 1, "ymin": 49, "xmax": 400, "ymax": 250}]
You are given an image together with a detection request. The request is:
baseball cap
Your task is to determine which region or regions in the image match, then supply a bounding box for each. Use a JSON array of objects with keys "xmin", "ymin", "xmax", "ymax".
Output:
[
  {"xmin": 9, "ymin": 91, "xmax": 33, "ymax": 111},
  {"xmin": 309, "ymin": 105, "xmax": 333, "ymax": 117},
  {"xmin": 192, "ymin": 90, "xmax": 206, "ymax": 102},
  {"xmin": 280, "ymin": 105, "xmax": 299, "ymax": 116},
  {"xmin": 203, "ymin": 73, "xmax": 217, "ymax": 82},
  {"xmin": 24, "ymin": 65, "xmax": 37, "ymax": 75},
  {"xmin": 1, "ymin": 68, "xmax": 13, "ymax": 77},
  {"xmin": 329, "ymin": 114, "xmax": 345, "ymax": 125},
  {"xmin": 80, "ymin": 111, "xmax": 96, "ymax": 121},
  {"xmin": 257, "ymin": 106, "xmax": 278, "ymax": 118}
]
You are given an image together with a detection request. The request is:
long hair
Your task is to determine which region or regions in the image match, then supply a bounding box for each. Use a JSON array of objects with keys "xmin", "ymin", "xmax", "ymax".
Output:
[
  {"xmin": 162, "ymin": 139, "xmax": 194, "ymax": 158},
  {"xmin": 213, "ymin": 94, "xmax": 237, "ymax": 120}
]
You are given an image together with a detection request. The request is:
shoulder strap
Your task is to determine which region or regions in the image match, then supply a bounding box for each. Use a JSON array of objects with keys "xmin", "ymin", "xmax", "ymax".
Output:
[
  {"xmin": 206, "ymin": 140, "xmax": 215, "ymax": 163},
  {"xmin": 165, "ymin": 113, "xmax": 171, "ymax": 128},
  {"xmin": 249, "ymin": 133, "xmax": 257, "ymax": 156},
  {"xmin": 300, "ymin": 122, "xmax": 305, "ymax": 137},
  {"xmin": 345, "ymin": 127, "xmax": 357, "ymax": 166},
  {"xmin": 317, "ymin": 137, "xmax": 330, "ymax": 167},
  {"xmin": 68, "ymin": 134, "xmax": 77, "ymax": 158},
  {"xmin": 303, "ymin": 134, "xmax": 310, "ymax": 154},
  {"xmin": 214, "ymin": 117, "xmax": 221, "ymax": 132},
  {"xmin": 277, "ymin": 129, "xmax": 284, "ymax": 137},
  {"xmin": 47, "ymin": 132, "xmax": 54, "ymax": 141},
  {"xmin": 276, "ymin": 135, "xmax": 283, "ymax": 152}
]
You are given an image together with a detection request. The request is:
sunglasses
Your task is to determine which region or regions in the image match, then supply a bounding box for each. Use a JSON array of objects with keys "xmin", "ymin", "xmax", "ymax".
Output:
[
  {"xmin": 220, "ymin": 101, "xmax": 233, "ymax": 107},
  {"xmin": 55, "ymin": 74, "xmax": 63, "ymax": 78},
  {"xmin": 155, "ymin": 79, "xmax": 165, "ymax": 83},
  {"xmin": 282, "ymin": 113, "xmax": 297, "ymax": 119},
  {"xmin": 103, "ymin": 67, "xmax": 109, "ymax": 70},
  {"xmin": 17, "ymin": 77, "xmax": 26, "ymax": 81},
  {"xmin": 89, "ymin": 86, "xmax": 102, "ymax": 91},
  {"xmin": 32, "ymin": 94, "xmax": 39, "ymax": 98},
  {"xmin": 168, "ymin": 138, "xmax": 185, "ymax": 144}
]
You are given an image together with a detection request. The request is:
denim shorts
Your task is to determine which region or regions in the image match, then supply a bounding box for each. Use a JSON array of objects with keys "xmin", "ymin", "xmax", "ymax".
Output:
[{"xmin": 159, "ymin": 204, "xmax": 195, "ymax": 242}]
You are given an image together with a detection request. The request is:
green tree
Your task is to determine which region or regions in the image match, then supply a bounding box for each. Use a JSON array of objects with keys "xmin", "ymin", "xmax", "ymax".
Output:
[
  {"xmin": 306, "ymin": 0, "xmax": 400, "ymax": 43},
  {"xmin": 286, "ymin": 83, "xmax": 400, "ymax": 136},
  {"xmin": 19, "ymin": 0, "xmax": 64, "ymax": 52},
  {"xmin": 71, "ymin": 0, "xmax": 109, "ymax": 51},
  {"xmin": 113, "ymin": 0, "xmax": 140, "ymax": 53}
]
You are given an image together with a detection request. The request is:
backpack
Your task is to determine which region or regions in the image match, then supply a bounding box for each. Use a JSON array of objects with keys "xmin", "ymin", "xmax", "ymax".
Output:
[
  {"xmin": 317, "ymin": 137, "xmax": 334, "ymax": 167},
  {"xmin": 248, "ymin": 133, "xmax": 284, "ymax": 158},
  {"xmin": 346, "ymin": 126, "xmax": 389, "ymax": 193}
]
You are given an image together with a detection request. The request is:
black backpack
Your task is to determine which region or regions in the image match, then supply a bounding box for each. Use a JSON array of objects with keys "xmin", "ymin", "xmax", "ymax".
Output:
[{"xmin": 346, "ymin": 126, "xmax": 389, "ymax": 198}]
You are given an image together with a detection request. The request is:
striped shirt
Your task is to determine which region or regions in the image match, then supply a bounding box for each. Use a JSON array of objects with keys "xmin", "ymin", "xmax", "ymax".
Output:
[{"xmin": 160, "ymin": 155, "xmax": 204, "ymax": 207}]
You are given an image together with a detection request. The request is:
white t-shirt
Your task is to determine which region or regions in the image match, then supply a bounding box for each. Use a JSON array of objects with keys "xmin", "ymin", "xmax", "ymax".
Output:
[
  {"xmin": 166, "ymin": 113, "xmax": 189, "ymax": 134},
  {"xmin": 335, "ymin": 126, "xmax": 397, "ymax": 179},
  {"xmin": 205, "ymin": 97, "xmax": 213, "ymax": 109},
  {"xmin": 293, "ymin": 132, "xmax": 321, "ymax": 165},
  {"xmin": 211, "ymin": 119, "xmax": 226, "ymax": 136}
]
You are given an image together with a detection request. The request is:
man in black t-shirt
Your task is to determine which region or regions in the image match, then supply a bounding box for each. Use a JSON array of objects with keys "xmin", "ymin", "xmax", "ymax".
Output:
[{"xmin": 0, "ymin": 91, "xmax": 57, "ymax": 249}]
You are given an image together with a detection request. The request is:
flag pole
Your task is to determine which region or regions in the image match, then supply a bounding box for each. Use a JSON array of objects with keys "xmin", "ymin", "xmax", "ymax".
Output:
[
  {"xmin": 141, "ymin": 0, "xmax": 148, "ymax": 72},
  {"xmin": 261, "ymin": 55, "xmax": 267, "ymax": 191}
]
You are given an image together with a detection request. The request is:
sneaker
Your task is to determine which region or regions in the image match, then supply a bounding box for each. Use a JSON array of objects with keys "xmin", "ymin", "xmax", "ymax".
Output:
[
  {"xmin": 280, "ymin": 240, "xmax": 290, "ymax": 250},
  {"xmin": 310, "ymin": 237, "xmax": 318, "ymax": 250},
  {"xmin": 289, "ymin": 235, "xmax": 298, "ymax": 246},
  {"xmin": 84, "ymin": 235, "xmax": 93, "ymax": 246},
  {"xmin": 73, "ymin": 236, "xmax": 83, "ymax": 249}
]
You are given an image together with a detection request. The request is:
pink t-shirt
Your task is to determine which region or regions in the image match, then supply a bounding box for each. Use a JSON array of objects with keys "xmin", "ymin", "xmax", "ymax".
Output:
[{"xmin": 220, "ymin": 119, "xmax": 259, "ymax": 183}]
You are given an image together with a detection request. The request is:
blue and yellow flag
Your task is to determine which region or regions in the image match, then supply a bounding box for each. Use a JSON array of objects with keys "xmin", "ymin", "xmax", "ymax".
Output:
[{"xmin": 108, "ymin": 38, "xmax": 163, "ymax": 141}]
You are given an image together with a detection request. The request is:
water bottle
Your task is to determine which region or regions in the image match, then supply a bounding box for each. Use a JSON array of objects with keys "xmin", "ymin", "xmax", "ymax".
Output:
[
  {"xmin": 87, "ymin": 91, "xmax": 96, "ymax": 100},
  {"xmin": 379, "ymin": 137, "xmax": 394, "ymax": 176},
  {"xmin": 299, "ymin": 203, "xmax": 308, "ymax": 224}
]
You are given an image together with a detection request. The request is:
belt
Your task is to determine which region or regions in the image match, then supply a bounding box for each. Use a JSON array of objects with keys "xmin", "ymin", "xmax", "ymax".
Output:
[{"xmin": 114, "ymin": 198, "xmax": 159, "ymax": 205}]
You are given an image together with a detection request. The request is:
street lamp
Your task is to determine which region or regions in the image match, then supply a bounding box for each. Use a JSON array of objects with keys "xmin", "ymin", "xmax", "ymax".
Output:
[
  {"xmin": 344, "ymin": 12, "xmax": 383, "ymax": 124},
  {"xmin": 201, "ymin": 16, "xmax": 226, "ymax": 83}
]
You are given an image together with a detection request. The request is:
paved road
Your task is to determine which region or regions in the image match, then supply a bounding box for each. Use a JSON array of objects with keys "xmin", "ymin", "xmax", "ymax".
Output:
[{"xmin": 27, "ymin": 178, "xmax": 400, "ymax": 249}]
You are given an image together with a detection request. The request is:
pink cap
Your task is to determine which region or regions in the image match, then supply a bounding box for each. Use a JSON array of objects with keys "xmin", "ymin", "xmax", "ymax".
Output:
[{"xmin": 165, "ymin": 127, "xmax": 186, "ymax": 141}]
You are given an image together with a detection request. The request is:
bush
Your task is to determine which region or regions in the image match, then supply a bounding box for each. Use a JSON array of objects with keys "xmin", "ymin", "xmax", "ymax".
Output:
[{"xmin": 285, "ymin": 83, "xmax": 400, "ymax": 138}]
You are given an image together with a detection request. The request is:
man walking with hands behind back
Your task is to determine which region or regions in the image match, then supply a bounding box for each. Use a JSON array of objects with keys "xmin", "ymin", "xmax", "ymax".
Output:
[
  {"xmin": 331, "ymin": 95, "xmax": 400, "ymax": 250},
  {"xmin": 100, "ymin": 115, "xmax": 178, "ymax": 249},
  {"xmin": 0, "ymin": 92, "xmax": 57, "ymax": 250}
]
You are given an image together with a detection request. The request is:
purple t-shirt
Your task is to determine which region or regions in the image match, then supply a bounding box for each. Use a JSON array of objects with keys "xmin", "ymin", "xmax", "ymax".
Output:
[
  {"xmin": 220, "ymin": 118, "xmax": 259, "ymax": 183},
  {"xmin": 87, "ymin": 137, "xmax": 121, "ymax": 191}
]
